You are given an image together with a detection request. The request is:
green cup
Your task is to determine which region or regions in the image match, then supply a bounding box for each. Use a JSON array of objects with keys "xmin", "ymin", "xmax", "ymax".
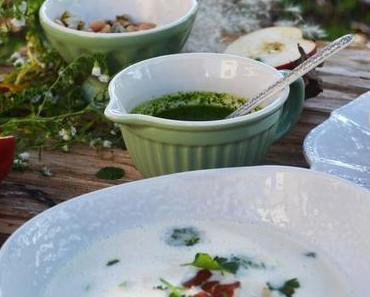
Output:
[
  {"xmin": 106, "ymin": 53, "xmax": 305, "ymax": 177},
  {"xmin": 39, "ymin": 0, "xmax": 198, "ymax": 71}
]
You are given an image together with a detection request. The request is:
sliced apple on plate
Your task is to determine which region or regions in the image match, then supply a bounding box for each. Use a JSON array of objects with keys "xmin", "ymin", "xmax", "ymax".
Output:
[{"xmin": 224, "ymin": 26, "xmax": 317, "ymax": 70}]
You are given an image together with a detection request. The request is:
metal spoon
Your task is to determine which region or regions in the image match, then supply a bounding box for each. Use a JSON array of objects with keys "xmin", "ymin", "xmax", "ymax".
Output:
[{"xmin": 227, "ymin": 34, "xmax": 354, "ymax": 119}]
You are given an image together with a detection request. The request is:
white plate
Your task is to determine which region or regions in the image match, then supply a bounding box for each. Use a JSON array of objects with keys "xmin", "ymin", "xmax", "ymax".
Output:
[
  {"xmin": 1, "ymin": 166, "xmax": 370, "ymax": 297},
  {"xmin": 304, "ymin": 92, "xmax": 370, "ymax": 190}
]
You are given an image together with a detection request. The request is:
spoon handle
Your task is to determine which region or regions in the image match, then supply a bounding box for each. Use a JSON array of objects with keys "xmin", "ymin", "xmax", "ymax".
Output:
[{"xmin": 227, "ymin": 34, "xmax": 354, "ymax": 119}]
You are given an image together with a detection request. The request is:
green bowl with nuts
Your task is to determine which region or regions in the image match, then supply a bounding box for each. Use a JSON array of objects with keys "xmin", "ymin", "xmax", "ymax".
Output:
[{"xmin": 39, "ymin": 0, "xmax": 198, "ymax": 71}]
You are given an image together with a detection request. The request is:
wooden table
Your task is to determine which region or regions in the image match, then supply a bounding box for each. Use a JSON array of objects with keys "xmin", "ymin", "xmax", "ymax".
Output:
[{"xmin": 1, "ymin": 47, "xmax": 369, "ymax": 246}]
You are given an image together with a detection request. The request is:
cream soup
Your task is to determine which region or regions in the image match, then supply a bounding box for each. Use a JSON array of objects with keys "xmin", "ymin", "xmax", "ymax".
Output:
[{"xmin": 42, "ymin": 221, "xmax": 354, "ymax": 297}]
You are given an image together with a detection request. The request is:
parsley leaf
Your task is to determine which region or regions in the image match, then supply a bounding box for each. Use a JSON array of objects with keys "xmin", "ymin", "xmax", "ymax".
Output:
[
  {"xmin": 96, "ymin": 167, "xmax": 125, "ymax": 180},
  {"xmin": 214, "ymin": 256, "xmax": 240, "ymax": 274},
  {"xmin": 267, "ymin": 278, "xmax": 301, "ymax": 297},
  {"xmin": 185, "ymin": 253, "xmax": 241, "ymax": 274},
  {"xmin": 186, "ymin": 253, "xmax": 267, "ymax": 274},
  {"xmin": 166, "ymin": 227, "xmax": 201, "ymax": 247},
  {"xmin": 189, "ymin": 253, "xmax": 223, "ymax": 271}
]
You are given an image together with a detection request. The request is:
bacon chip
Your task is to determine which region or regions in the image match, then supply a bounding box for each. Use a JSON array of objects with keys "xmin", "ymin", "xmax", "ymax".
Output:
[
  {"xmin": 201, "ymin": 281, "xmax": 220, "ymax": 294},
  {"xmin": 183, "ymin": 269, "xmax": 212, "ymax": 288},
  {"xmin": 194, "ymin": 291, "xmax": 211, "ymax": 297},
  {"xmin": 212, "ymin": 282, "xmax": 241, "ymax": 297}
]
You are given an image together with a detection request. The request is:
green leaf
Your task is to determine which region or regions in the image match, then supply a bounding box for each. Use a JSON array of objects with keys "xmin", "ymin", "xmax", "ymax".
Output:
[
  {"xmin": 189, "ymin": 253, "xmax": 223, "ymax": 271},
  {"xmin": 186, "ymin": 253, "xmax": 246, "ymax": 274},
  {"xmin": 166, "ymin": 227, "xmax": 201, "ymax": 247},
  {"xmin": 159, "ymin": 279, "xmax": 186, "ymax": 297},
  {"xmin": 215, "ymin": 256, "xmax": 240, "ymax": 274},
  {"xmin": 267, "ymin": 278, "xmax": 301, "ymax": 297},
  {"xmin": 96, "ymin": 167, "xmax": 125, "ymax": 180},
  {"xmin": 185, "ymin": 253, "xmax": 266, "ymax": 274}
]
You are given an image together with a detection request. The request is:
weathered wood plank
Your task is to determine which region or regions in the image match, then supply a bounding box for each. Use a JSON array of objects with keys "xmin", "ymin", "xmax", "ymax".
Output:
[{"xmin": 1, "ymin": 46, "xmax": 370, "ymax": 247}]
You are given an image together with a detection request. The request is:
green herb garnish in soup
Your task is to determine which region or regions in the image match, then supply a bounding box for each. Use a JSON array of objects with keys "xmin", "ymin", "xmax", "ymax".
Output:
[
  {"xmin": 166, "ymin": 227, "xmax": 201, "ymax": 247},
  {"xmin": 131, "ymin": 91, "xmax": 259, "ymax": 121},
  {"xmin": 43, "ymin": 221, "xmax": 353, "ymax": 297}
]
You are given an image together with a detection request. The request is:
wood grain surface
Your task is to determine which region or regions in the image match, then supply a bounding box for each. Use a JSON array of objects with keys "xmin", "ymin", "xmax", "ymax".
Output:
[{"xmin": 1, "ymin": 47, "xmax": 369, "ymax": 246}]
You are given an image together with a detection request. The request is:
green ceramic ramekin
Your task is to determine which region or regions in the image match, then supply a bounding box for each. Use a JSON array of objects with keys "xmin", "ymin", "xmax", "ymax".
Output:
[
  {"xmin": 39, "ymin": 0, "xmax": 198, "ymax": 71},
  {"xmin": 106, "ymin": 53, "xmax": 305, "ymax": 177}
]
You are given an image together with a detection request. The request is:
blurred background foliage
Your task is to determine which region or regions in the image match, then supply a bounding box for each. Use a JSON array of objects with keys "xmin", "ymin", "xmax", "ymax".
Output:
[{"xmin": 284, "ymin": 0, "xmax": 370, "ymax": 39}]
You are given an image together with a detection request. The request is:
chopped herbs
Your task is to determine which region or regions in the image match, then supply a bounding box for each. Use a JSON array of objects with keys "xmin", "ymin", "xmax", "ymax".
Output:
[
  {"xmin": 158, "ymin": 279, "xmax": 188, "ymax": 297},
  {"xmin": 166, "ymin": 227, "xmax": 201, "ymax": 247},
  {"xmin": 132, "ymin": 91, "xmax": 249, "ymax": 121},
  {"xmin": 106, "ymin": 259, "xmax": 120, "ymax": 266},
  {"xmin": 186, "ymin": 253, "xmax": 224, "ymax": 272},
  {"xmin": 236, "ymin": 255, "xmax": 267, "ymax": 270},
  {"xmin": 186, "ymin": 253, "xmax": 266, "ymax": 274},
  {"xmin": 267, "ymin": 278, "xmax": 301, "ymax": 297},
  {"xmin": 304, "ymin": 252, "xmax": 317, "ymax": 258},
  {"xmin": 96, "ymin": 167, "xmax": 125, "ymax": 180}
]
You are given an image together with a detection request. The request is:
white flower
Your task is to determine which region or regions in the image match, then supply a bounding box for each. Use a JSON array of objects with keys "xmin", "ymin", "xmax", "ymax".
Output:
[
  {"xmin": 110, "ymin": 129, "xmax": 117, "ymax": 135},
  {"xmin": 10, "ymin": 17, "xmax": 26, "ymax": 28},
  {"xmin": 59, "ymin": 128, "xmax": 71, "ymax": 141},
  {"xmin": 59, "ymin": 128, "xmax": 67, "ymax": 137},
  {"xmin": 62, "ymin": 144, "xmax": 69, "ymax": 152},
  {"xmin": 70, "ymin": 126, "xmax": 77, "ymax": 136},
  {"xmin": 31, "ymin": 95, "xmax": 42, "ymax": 104},
  {"xmin": 302, "ymin": 24, "xmax": 326, "ymax": 39},
  {"xmin": 44, "ymin": 91, "xmax": 53, "ymax": 99},
  {"xmin": 98, "ymin": 74, "xmax": 110, "ymax": 83},
  {"xmin": 103, "ymin": 140, "xmax": 112, "ymax": 148},
  {"xmin": 13, "ymin": 57, "xmax": 26, "ymax": 67},
  {"xmin": 19, "ymin": 1, "xmax": 28, "ymax": 13},
  {"xmin": 19, "ymin": 152, "xmax": 30, "ymax": 161},
  {"xmin": 10, "ymin": 52, "xmax": 21, "ymax": 62},
  {"xmin": 63, "ymin": 134, "xmax": 71, "ymax": 141},
  {"xmin": 92, "ymin": 65, "xmax": 102, "ymax": 77},
  {"xmin": 284, "ymin": 5, "xmax": 302, "ymax": 15}
]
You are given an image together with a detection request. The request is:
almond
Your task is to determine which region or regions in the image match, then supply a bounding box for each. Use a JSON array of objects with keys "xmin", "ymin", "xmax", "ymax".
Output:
[
  {"xmin": 100, "ymin": 24, "xmax": 112, "ymax": 33},
  {"xmin": 137, "ymin": 22, "xmax": 156, "ymax": 31},
  {"xmin": 90, "ymin": 20, "xmax": 106, "ymax": 32}
]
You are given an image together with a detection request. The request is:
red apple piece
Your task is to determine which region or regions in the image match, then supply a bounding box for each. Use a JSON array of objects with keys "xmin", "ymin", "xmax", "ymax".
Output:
[
  {"xmin": 0, "ymin": 136, "xmax": 16, "ymax": 182},
  {"xmin": 224, "ymin": 26, "xmax": 317, "ymax": 70}
]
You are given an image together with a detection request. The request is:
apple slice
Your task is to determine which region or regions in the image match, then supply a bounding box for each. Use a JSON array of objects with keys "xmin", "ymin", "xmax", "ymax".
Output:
[
  {"xmin": 224, "ymin": 26, "xmax": 317, "ymax": 70},
  {"xmin": 0, "ymin": 136, "xmax": 16, "ymax": 182}
]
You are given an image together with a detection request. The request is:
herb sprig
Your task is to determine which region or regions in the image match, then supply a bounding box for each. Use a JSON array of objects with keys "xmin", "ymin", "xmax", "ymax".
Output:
[
  {"xmin": 1, "ymin": 1, "xmax": 122, "ymax": 155},
  {"xmin": 185, "ymin": 253, "xmax": 266, "ymax": 274},
  {"xmin": 157, "ymin": 279, "xmax": 189, "ymax": 297},
  {"xmin": 267, "ymin": 278, "xmax": 301, "ymax": 297}
]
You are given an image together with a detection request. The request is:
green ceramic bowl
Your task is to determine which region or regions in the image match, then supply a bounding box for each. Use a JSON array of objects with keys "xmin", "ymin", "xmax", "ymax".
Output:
[
  {"xmin": 106, "ymin": 53, "xmax": 305, "ymax": 177},
  {"xmin": 39, "ymin": 0, "xmax": 198, "ymax": 71}
]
